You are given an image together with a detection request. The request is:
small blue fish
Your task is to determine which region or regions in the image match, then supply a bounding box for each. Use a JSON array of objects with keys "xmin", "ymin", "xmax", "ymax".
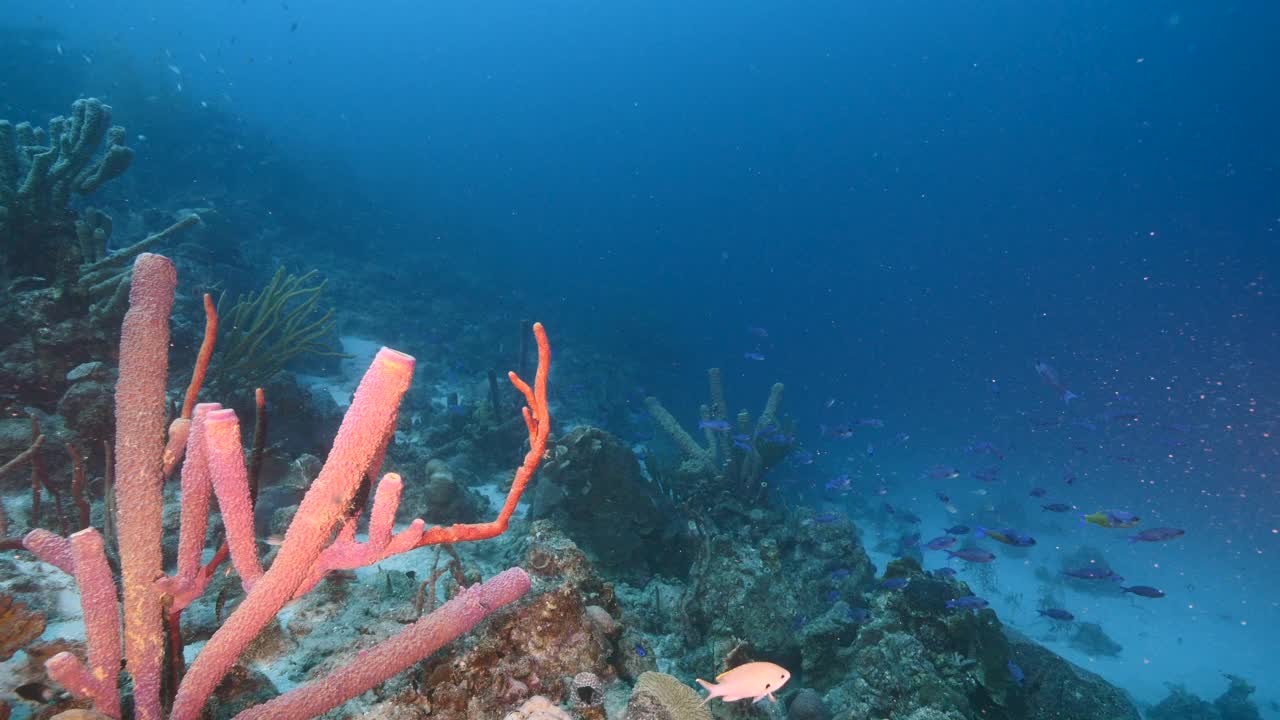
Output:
[
  {"xmin": 973, "ymin": 468, "xmax": 1000, "ymax": 482},
  {"xmin": 813, "ymin": 512, "xmax": 839, "ymax": 524},
  {"xmin": 1121, "ymin": 585, "xmax": 1166, "ymax": 598},
  {"xmin": 966, "ymin": 441, "xmax": 1005, "ymax": 461},
  {"xmin": 1038, "ymin": 608, "xmax": 1074, "ymax": 621},
  {"xmin": 928, "ymin": 465, "xmax": 960, "ymax": 481},
  {"xmin": 945, "ymin": 525, "xmax": 971, "ymax": 535},
  {"xmin": 847, "ymin": 607, "xmax": 870, "ymax": 623},
  {"xmin": 825, "ymin": 474, "xmax": 852, "ymax": 494},
  {"xmin": 743, "ymin": 351, "xmax": 766, "ymax": 361},
  {"xmin": 634, "ymin": 644, "xmax": 648, "ymax": 657},
  {"xmin": 1007, "ymin": 661, "xmax": 1025, "ymax": 686},
  {"xmin": 879, "ymin": 577, "xmax": 909, "ymax": 591},
  {"xmin": 821, "ymin": 423, "xmax": 856, "ymax": 439},
  {"xmin": 945, "ymin": 595, "xmax": 989, "ymax": 611},
  {"xmin": 931, "ymin": 567, "xmax": 958, "ymax": 578},
  {"xmin": 698, "ymin": 419, "xmax": 732, "ymax": 432},
  {"xmin": 1128, "ymin": 527, "xmax": 1185, "ymax": 544},
  {"xmin": 1063, "ymin": 566, "xmax": 1123, "ymax": 582},
  {"xmin": 830, "ymin": 568, "xmax": 852, "ymax": 581},
  {"xmin": 946, "ymin": 548, "xmax": 996, "ymax": 563}
]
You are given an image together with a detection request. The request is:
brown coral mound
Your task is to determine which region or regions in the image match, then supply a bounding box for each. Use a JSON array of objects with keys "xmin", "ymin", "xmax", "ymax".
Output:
[
  {"xmin": 626, "ymin": 672, "xmax": 711, "ymax": 720},
  {"xmin": 411, "ymin": 523, "xmax": 619, "ymax": 719},
  {"xmin": 0, "ymin": 593, "xmax": 45, "ymax": 661}
]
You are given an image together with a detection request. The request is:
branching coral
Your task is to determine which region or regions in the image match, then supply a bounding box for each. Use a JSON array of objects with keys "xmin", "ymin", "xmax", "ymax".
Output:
[
  {"xmin": 1, "ymin": 98, "xmax": 134, "ymax": 281},
  {"xmin": 645, "ymin": 367, "xmax": 791, "ymax": 501}
]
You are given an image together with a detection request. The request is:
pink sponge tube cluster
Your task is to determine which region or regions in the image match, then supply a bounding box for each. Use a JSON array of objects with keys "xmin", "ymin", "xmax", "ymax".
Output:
[{"xmin": 23, "ymin": 254, "xmax": 544, "ymax": 719}]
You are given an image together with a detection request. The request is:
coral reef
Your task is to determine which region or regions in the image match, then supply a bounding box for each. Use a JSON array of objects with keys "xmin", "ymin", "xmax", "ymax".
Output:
[
  {"xmin": 626, "ymin": 672, "xmax": 711, "ymax": 720},
  {"xmin": 1067, "ymin": 620, "xmax": 1123, "ymax": 658},
  {"xmin": 1006, "ymin": 630, "xmax": 1139, "ymax": 720},
  {"xmin": 645, "ymin": 367, "xmax": 792, "ymax": 506},
  {"xmin": 404, "ymin": 522, "xmax": 619, "ymax": 718},
  {"xmin": 787, "ymin": 688, "xmax": 833, "ymax": 720},
  {"xmin": 504, "ymin": 695, "xmax": 573, "ymax": 720},
  {"xmin": 683, "ymin": 507, "xmax": 874, "ymax": 671},
  {"xmin": 570, "ymin": 671, "xmax": 606, "ymax": 717},
  {"xmin": 531, "ymin": 425, "xmax": 689, "ymax": 578},
  {"xmin": 1148, "ymin": 675, "xmax": 1263, "ymax": 720},
  {"xmin": 0, "ymin": 592, "xmax": 46, "ymax": 660},
  {"xmin": 0, "ymin": 210, "xmax": 200, "ymax": 415},
  {"xmin": 819, "ymin": 558, "xmax": 1023, "ymax": 719},
  {"xmin": 1214, "ymin": 676, "xmax": 1264, "ymax": 720},
  {"xmin": 1149, "ymin": 685, "xmax": 1220, "ymax": 720}
]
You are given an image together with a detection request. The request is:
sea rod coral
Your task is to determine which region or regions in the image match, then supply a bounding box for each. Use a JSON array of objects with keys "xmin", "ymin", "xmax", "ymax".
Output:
[{"xmin": 19, "ymin": 252, "xmax": 553, "ymax": 719}]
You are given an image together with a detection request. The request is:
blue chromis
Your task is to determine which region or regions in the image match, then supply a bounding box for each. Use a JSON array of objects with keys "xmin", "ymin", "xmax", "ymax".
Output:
[{"xmin": 945, "ymin": 595, "xmax": 990, "ymax": 611}]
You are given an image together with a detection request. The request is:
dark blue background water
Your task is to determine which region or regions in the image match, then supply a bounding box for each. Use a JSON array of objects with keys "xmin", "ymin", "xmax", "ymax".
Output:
[{"xmin": 5, "ymin": 0, "xmax": 1278, "ymax": 709}]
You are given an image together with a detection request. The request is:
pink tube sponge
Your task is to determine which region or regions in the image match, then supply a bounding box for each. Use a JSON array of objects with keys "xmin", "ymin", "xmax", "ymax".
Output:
[
  {"xmin": 170, "ymin": 347, "xmax": 415, "ymax": 718},
  {"xmin": 231, "ymin": 567, "xmax": 532, "ymax": 720},
  {"xmin": 113, "ymin": 253, "xmax": 176, "ymax": 720}
]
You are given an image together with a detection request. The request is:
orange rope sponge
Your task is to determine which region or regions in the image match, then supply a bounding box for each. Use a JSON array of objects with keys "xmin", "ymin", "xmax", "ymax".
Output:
[{"xmin": 415, "ymin": 322, "xmax": 551, "ymax": 547}]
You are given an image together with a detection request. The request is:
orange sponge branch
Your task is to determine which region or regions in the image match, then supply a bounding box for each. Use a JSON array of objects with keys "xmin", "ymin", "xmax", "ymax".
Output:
[
  {"xmin": 182, "ymin": 293, "xmax": 219, "ymax": 419},
  {"xmin": 162, "ymin": 293, "xmax": 218, "ymax": 477},
  {"xmin": 416, "ymin": 322, "xmax": 550, "ymax": 547}
]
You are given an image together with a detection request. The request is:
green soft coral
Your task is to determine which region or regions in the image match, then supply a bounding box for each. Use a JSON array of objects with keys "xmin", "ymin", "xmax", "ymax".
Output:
[{"xmin": 210, "ymin": 267, "xmax": 349, "ymax": 389}]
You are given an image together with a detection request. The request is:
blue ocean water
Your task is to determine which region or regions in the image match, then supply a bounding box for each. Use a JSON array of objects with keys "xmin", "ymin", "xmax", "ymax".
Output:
[{"xmin": 2, "ymin": 0, "xmax": 1276, "ymax": 718}]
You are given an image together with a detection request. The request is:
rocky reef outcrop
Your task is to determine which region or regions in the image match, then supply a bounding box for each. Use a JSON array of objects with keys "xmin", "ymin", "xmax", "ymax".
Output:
[
  {"xmin": 1148, "ymin": 675, "xmax": 1263, "ymax": 720},
  {"xmin": 531, "ymin": 426, "xmax": 689, "ymax": 579}
]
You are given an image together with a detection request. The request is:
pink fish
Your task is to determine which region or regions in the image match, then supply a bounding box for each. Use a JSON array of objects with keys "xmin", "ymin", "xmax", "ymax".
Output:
[{"xmin": 696, "ymin": 661, "xmax": 791, "ymax": 705}]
